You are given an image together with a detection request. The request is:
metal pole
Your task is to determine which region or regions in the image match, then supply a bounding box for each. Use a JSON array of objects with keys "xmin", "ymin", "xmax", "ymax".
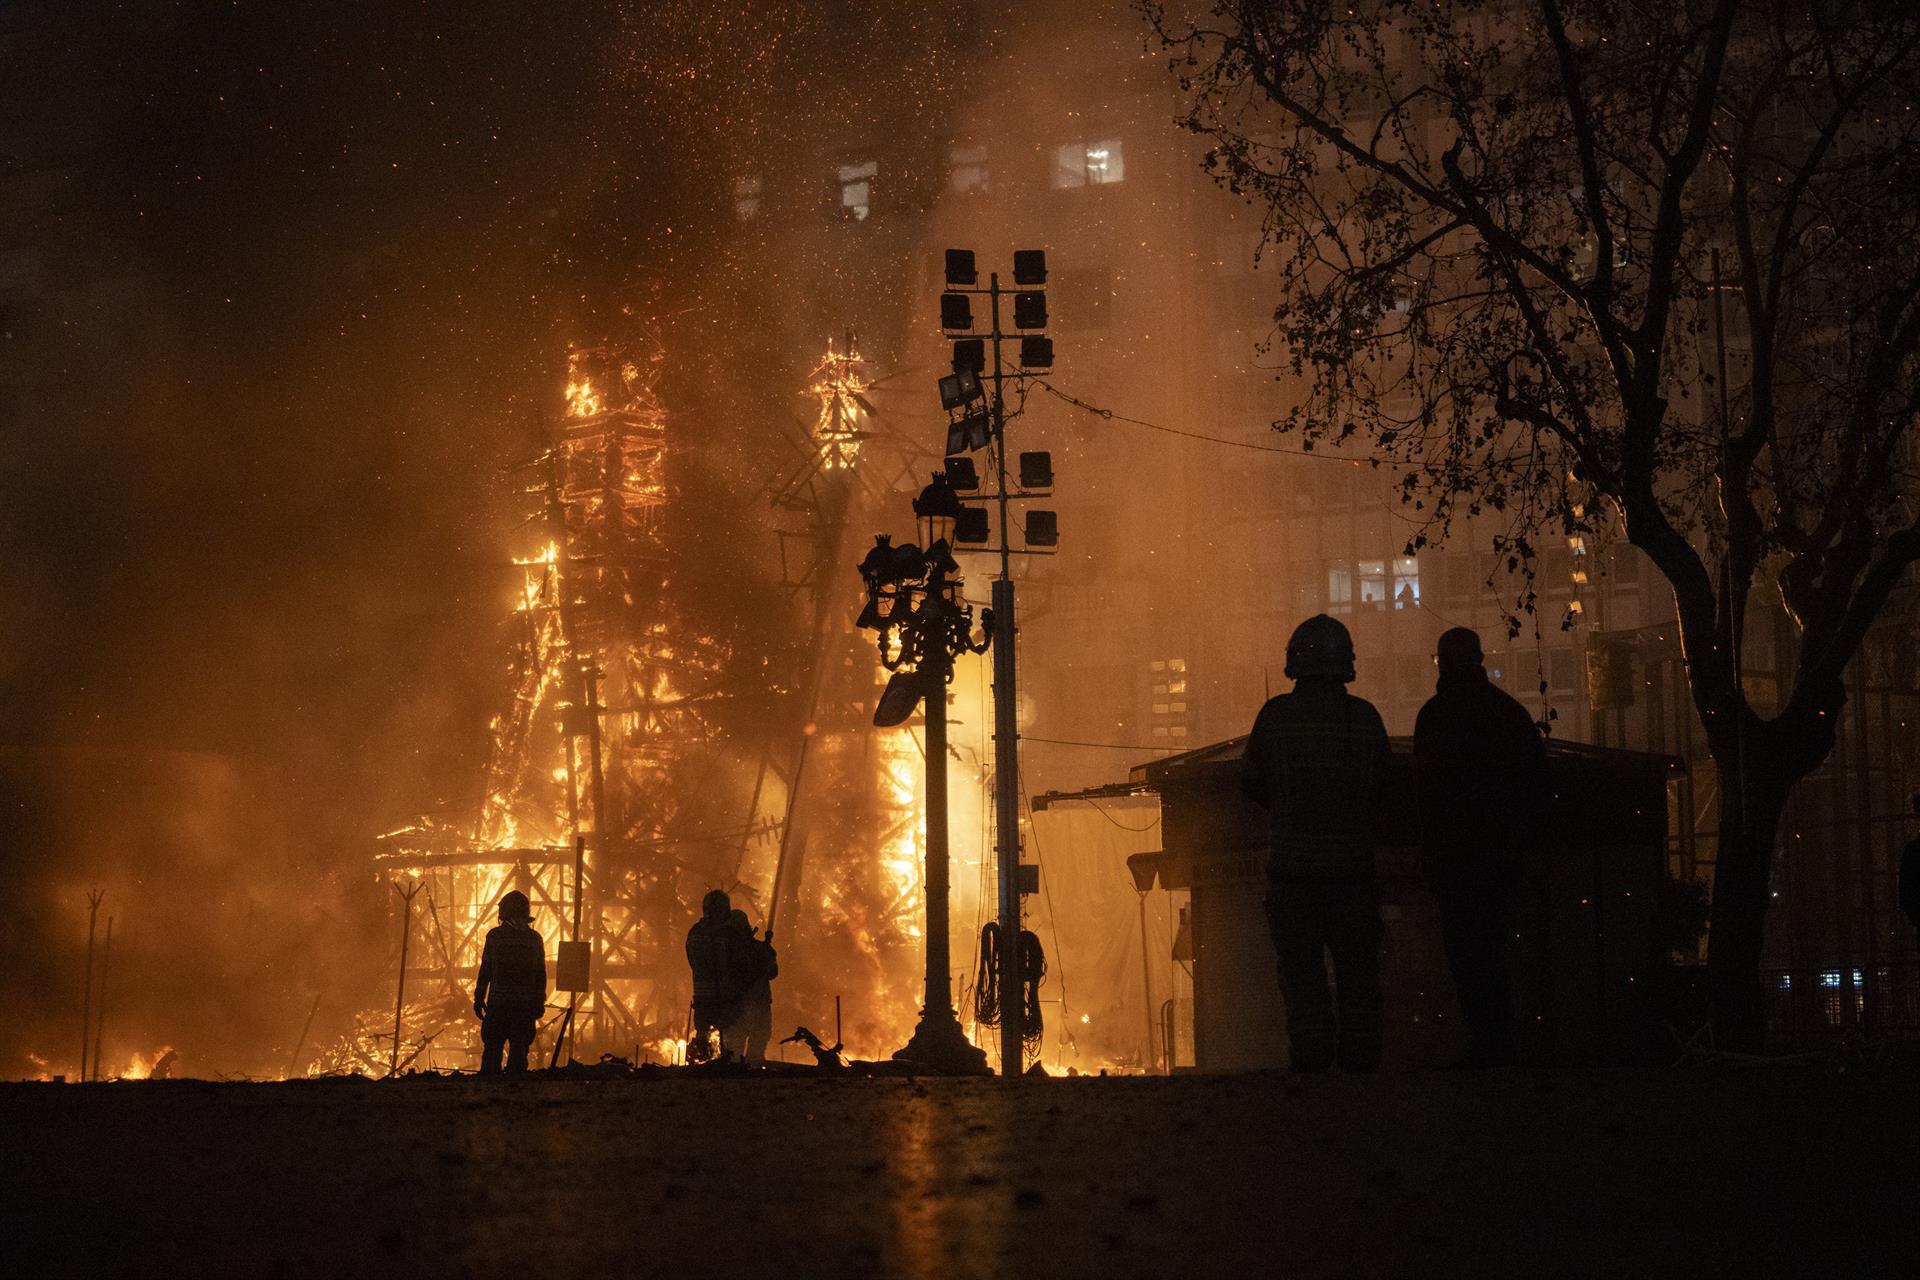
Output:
[
  {"xmin": 580, "ymin": 664, "xmax": 611, "ymax": 1040},
  {"xmin": 892, "ymin": 558, "xmax": 987, "ymax": 1071},
  {"xmin": 92, "ymin": 915, "xmax": 112, "ymax": 1081},
  {"xmin": 1138, "ymin": 892, "xmax": 1157, "ymax": 1072},
  {"xmin": 925, "ymin": 593, "xmax": 956, "ymax": 1020},
  {"xmin": 80, "ymin": 889, "xmax": 102, "ymax": 1083},
  {"xmin": 988, "ymin": 271, "xmax": 1025, "ymax": 1076},
  {"xmin": 570, "ymin": 834, "xmax": 585, "ymax": 1062}
]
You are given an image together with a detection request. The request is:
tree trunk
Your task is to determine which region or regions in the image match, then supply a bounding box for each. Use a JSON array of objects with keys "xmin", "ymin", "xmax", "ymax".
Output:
[{"xmin": 1704, "ymin": 751, "xmax": 1791, "ymax": 1054}]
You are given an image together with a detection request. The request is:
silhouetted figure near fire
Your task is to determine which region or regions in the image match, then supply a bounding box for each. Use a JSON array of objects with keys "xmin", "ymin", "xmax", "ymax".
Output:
[
  {"xmin": 1242, "ymin": 614, "xmax": 1392, "ymax": 1073},
  {"xmin": 1415, "ymin": 627, "xmax": 1548, "ymax": 1069},
  {"xmin": 1899, "ymin": 793, "xmax": 1920, "ymax": 942},
  {"xmin": 722, "ymin": 908, "xmax": 778, "ymax": 1065},
  {"xmin": 686, "ymin": 889, "xmax": 746, "ymax": 1061},
  {"xmin": 473, "ymin": 890, "xmax": 547, "ymax": 1074}
]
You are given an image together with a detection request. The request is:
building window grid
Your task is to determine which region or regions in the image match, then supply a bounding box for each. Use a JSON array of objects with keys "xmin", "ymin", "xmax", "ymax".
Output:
[
  {"xmin": 1053, "ymin": 137, "xmax": 1126, "ymax": 188},
  {"xmin": 837, "ymin": 160, "xmax": 876, "ymax": 220}
]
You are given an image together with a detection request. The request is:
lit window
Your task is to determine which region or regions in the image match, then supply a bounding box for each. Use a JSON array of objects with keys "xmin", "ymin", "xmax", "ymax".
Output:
[
  {"xmin": 1358, "ymin": 559, "xmax": 1387, "ymax": 606},
  {"xmin": 838, "ymin": 160, "xmax": 876, "ymax": 221},
  {"xmin": 1086, "ymin": 139, "xmax": 1123, "ymax": 184},
  {"xmin": 733, "ymin": 175, "xmax": 762, "ymax": 221},
  {"xmin": 1391, "ymin": 555, "xmax": 1420, "ymax": 609},
  {"xmin": 1328, "ymin": 566, "xmax": 1353, "ymax": 614},
  {"xmin": 949, "ymin": 145, "xmax": 988, "ymax": 195},
  {"xmin": 1052, "ymin": 138, "xmax": 1125, "ymax": 188},
  {"xmin": 1820, "ymin": 970, "xmax": 1842, "ymax": 988}
]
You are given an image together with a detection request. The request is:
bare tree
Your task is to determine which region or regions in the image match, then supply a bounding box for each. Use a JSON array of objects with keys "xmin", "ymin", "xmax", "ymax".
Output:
[{"xmin": 1148, "ymin": 0, "xmax": 1920, "ymax": 1050}]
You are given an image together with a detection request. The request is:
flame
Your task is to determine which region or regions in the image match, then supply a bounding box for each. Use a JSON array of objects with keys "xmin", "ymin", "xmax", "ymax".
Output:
[
  {"xmin": 565, "ymin": 378, "xmax": 602, "ymax": 418},
  {"xmin": 118, "ymin": 1045, "xmax": 173, "ymax": 1081},
  {"xmin": 806, "ymin": 341, "xmax": 868, "ymax": 470}
]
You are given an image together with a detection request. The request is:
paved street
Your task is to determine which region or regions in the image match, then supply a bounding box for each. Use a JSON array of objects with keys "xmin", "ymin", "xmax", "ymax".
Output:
[{"xmin": 5, "ymin": 1063, "xmax": 1917, "ymax": 1278}]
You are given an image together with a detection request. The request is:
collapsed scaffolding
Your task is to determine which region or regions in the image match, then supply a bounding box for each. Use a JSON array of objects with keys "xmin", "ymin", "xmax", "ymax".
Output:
[
  {"xmin": 309, "ymin": 329, "xmax": 964, "ymax": 1075},
  {"xmin": 362, "ymin": 329, "xmax": 747, "ymax": 1068}
]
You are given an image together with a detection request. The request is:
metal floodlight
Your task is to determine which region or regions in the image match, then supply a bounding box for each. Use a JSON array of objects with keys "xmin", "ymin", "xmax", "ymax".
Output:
[
  {"xmin": 874, "ymin": 670, "xmax": 927, "ymax": 728},
  {"xmin": 951, "ymin": 338, "xmax": 986, "ymax": 374},
  {"xmin": 944, "ymin": 420, "xmax": 969, "ymax": 457},
  {"xmin": 940, "ymin": 292, "xmax": 974, "ymax": 331},
  {"xmin": 955, "ymin": 506, "xmax": 990, "ymax": 544},
  {"xmin": 1025, "ymin": 510, "xmax": 1059, "ymax": 547},
  {"xmin": 1019, "ymin": 336, "xmax": 1053, "ymax": 369},
  {"xmin": 937, "ymin": 368, "xmax": 982, "ymax": 410},
  {"xmin": 944, "ymin": 456, "xmax": 980, "ymax": 491},
  {"xmin": 944, "ymin": 248, "xmax": 977, "ymax": 286},
  {"xmin": 1013, "ymin": 249, "xmax": 1048, "ymax": 285},
  {"xmin": 961, "ymin": 404, "xmax": 993, "ymax": 451},
  {"xmin": 1013, "ymin": 291, "xmax": 1047, "ymax": 330},
  {"xmin": 1019, "ymin": 450, "xmax": 1053, "ymax": 489}
]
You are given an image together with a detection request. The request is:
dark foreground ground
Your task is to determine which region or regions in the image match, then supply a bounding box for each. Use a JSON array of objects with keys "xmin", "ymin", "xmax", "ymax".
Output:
[{"xmin": 4, "ymin": 1063, "xmax": 1917, "ymax": 1279}]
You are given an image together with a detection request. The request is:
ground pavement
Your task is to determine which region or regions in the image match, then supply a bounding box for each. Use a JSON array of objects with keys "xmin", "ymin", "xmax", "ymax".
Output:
[{"xmin": 3, "ymin": 1063, "xmax": 1916, "ymax": 1278}]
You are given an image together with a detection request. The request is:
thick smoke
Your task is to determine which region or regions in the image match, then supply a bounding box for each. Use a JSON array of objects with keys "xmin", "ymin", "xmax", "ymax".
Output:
[{"xmin": 0, "ymin": 0, "xmax": 991, "ymax": 1076}]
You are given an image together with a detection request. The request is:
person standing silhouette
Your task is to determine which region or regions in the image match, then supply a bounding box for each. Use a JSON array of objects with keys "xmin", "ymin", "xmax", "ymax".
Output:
[
  {"xmin": 473, "ymin": 890, "xmax": 547, "ymax": 1074},
  {"xmin": 685, "ymin": 889, "xmax": 743, "ymax": 1061},
  {"xmin": 1242, "ymin": 614, "xmax": 1393, "ymax": 1072},
  {"xmin": 1898, "ymin": 793, "xmax": 1920, "ymax": 942},
  {"xmin": 722, "ymin": 908, "xmax": 778, "ymax": 1065},
  {"xmin": 1414, "ymin": 627, "xmax": 1548, "ymax": 1068}
]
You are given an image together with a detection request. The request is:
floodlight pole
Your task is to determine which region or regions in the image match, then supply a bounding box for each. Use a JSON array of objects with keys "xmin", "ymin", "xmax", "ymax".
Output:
[{"xmin": 987, "ymin": 272, "xmax": 1025, "ymax": 1079}]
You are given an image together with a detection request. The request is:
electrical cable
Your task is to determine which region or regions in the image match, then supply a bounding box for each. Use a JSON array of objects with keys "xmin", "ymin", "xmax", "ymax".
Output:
[
  {"xmin": 1022, "ymin": 733, "xmax": 1181, "ymax": 752},
  {"xmin": 974, "ymin": 920, "xmax": 1004, "ymax": 1028},
  {"xmin": 1082, "ymin": 798, "xmax": 1164, "ymax": 833},
  {"xmin": 1018, "ymin": 928, "xmax": 1045, "ymax": 1048},
  {"xmin": 1033, "ymin": 379, "xmax": 1368, "ymax": 459},
  {"xmin": 972, "ymin": 920, "xmax": 1045, "ymax": 1048}
]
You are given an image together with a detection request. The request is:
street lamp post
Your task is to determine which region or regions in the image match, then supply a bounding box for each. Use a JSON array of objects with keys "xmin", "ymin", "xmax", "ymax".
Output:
[{"xmin": 856, "ymin": 474, "xmax": 991, "ymax": 1073}]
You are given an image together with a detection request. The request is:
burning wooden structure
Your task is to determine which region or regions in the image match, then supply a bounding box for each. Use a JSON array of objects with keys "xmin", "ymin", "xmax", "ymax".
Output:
[{"xmin": 369, "ymin": 328, "xmax": 744, "ymax": 1065}]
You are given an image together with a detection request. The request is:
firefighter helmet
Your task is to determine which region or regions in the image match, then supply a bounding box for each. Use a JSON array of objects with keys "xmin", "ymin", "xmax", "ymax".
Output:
[
  {"xmin": 701, "ymin": 888, "xmax": 731, "ymax": 920},
  {"xmin": 1284, "ymin": 614, "xmax": 1356, "ymax": 682},
  {"xmin": 497, "ymin": 890, "xmax": 532, "ymax": 922}
]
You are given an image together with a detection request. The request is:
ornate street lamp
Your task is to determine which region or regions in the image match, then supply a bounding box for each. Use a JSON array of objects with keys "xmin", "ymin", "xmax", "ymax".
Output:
[{"xmin": 855, "ymin": 473, "xmax": 992, "ymax": 1073}]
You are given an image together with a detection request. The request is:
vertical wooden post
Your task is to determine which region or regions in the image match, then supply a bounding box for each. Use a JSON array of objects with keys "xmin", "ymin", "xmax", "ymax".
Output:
[
  {"xmin": 286, "ymin": 993, "xmax": 322, "ymax": 1080},
  {"xmin": 80, "ymin": 890, "xmax": 103, "ymax": 1083},
  {"xmin": 389, "ymin": 880, "xmax": 423, "ymax": 1078},
  {"xmin": 92, "ymin": 915, "xmax": 113, "ymax": 1080}
]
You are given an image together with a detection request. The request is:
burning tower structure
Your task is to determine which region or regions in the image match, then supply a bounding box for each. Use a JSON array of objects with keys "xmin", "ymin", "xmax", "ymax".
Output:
[{"xmin": 370, "ymin": 324, "xmax": 746, "ymax": 1066}]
